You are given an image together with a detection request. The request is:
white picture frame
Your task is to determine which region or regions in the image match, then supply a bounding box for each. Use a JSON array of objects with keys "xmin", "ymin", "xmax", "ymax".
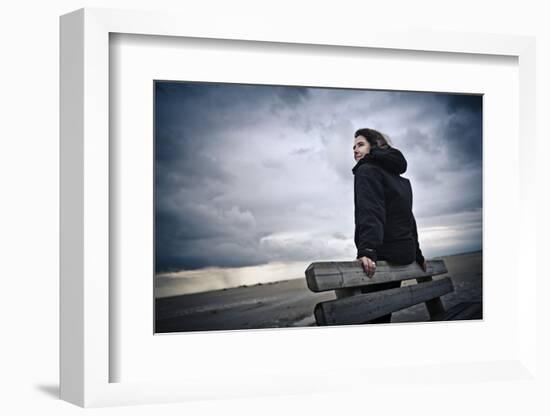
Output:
[{"xmin": 60, "ymin": 7, "xmax": 539, "ymax": 408}]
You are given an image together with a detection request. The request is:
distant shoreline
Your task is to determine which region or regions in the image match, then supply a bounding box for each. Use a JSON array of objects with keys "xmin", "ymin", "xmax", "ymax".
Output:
[
  {"xmin": 156, "ymin": 249, "xmax": 483, "ymax": 275},
  {"xmin": 433, "ymin": 249, "xmax": 482, "ymax": 259}
]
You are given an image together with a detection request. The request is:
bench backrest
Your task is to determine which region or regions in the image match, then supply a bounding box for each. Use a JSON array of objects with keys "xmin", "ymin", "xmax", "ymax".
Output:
[{"xmin": 305, "ymin": 260, "xmax": 452, "ymax": 325}]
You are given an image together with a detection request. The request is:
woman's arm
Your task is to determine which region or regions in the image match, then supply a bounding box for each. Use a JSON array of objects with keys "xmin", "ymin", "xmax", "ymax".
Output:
[{"xmin": 354, "ymin": 164, "xmax": 385, "ymax": 263}]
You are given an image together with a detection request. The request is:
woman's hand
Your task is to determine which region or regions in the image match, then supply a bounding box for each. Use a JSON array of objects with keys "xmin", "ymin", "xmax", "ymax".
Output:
[{"xmin": 359, "ymin": 256, "xmax": 376, "ymax": 278}]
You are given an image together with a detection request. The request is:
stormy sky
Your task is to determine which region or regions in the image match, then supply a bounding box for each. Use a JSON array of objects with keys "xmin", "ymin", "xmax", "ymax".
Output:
[{"xmin": 155, "ymin": 81, "xmax": 482, "ymax": 282}]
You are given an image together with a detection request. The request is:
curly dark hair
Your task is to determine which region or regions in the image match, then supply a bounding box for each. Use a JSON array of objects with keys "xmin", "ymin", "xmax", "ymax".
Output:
[{"xmin": 354, "ymin": 128, "xmax": 391, "ymax": 149}]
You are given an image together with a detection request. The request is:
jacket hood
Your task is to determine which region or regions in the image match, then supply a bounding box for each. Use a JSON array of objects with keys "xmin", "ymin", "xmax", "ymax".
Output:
[{"xmin": 352, "ymin": 147, "xmax": 408, "ymax": 175}]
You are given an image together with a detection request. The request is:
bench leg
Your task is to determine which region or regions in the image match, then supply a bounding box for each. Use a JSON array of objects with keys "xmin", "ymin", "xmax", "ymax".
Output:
[{"xmin": 417, "ymin": 276, "xmax": 446, "ymax": 320}]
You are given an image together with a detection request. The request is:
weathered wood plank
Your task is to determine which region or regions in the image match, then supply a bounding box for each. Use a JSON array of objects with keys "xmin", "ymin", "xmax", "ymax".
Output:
[
  {"xmin": 305, "ymin": 260, "xmax": 447, "ymax": 292},
  {"xmin": 314, "ymin": 277, "xmax": 454, "ymax": 326}
]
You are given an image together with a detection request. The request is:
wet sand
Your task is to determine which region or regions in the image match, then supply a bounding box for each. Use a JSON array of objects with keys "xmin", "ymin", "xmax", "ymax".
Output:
[{"xmin": 155, "ymin": 251, "xmax": 482, "ymax": 333}]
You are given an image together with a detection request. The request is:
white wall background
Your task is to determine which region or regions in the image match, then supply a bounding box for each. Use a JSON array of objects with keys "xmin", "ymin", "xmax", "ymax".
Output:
[{"xmin": 1, "ymin": 0, "xmax": 548, "ymax": 414}]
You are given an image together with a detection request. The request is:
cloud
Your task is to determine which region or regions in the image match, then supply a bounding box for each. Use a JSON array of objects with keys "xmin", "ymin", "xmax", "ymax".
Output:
[{"xmin": 155, "ymin": 82, "xmax": 482, "ymax": 272}]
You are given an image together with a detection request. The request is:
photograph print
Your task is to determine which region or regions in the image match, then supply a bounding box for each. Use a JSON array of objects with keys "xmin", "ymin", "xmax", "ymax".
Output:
[{"xmin": 154, "ymin": 81, "xmax": 483, "ymax": 333}]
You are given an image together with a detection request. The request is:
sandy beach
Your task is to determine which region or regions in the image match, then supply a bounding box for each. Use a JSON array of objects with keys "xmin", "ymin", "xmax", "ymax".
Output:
[{"xmin": 155, "ymin": 251, "xmax": 482, "ymax": 333}]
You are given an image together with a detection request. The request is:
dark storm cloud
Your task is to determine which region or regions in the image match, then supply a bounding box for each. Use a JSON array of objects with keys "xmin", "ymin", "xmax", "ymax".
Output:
[
  {"xmin": 382, "ymin": 93, "xmax": 482, "ymax": 219},
  {"xmin": 438, "ymin": 94, "xmax": 483, "ymax": 170},
  {"xmin": 154, "ymin": 82, "xmax": 312, "ymax": 272},
  {"xmin": 445, "ymin": 94, "xmax": 483, "ymax": 114},
  {"xmin": 274, "ymin": 86, "xmax": 310, "ymax": 107},
  {"xmin": 155, "ymin": 82, "xmax": 482, "ymax": 273},
  {"xmin": 376, "ymin": 93, "xmax": 482, "ymax": 173}
]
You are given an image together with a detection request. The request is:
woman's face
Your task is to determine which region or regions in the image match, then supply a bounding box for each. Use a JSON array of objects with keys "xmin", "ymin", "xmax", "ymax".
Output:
[{"xmin": 353, "ymin": 135, "xmax": 371, "ymax": 161}]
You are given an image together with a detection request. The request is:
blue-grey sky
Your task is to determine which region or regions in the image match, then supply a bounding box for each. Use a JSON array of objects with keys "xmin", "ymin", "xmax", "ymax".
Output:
[{"xmin": 155, "ymin": 81, "xmax": 482, "ymax": 279}]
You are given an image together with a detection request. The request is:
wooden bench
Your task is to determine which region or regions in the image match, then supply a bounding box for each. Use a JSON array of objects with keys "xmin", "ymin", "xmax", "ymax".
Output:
[{"xmin": 305, "ymin": 260, "xmax": 480, "ymax": 325}]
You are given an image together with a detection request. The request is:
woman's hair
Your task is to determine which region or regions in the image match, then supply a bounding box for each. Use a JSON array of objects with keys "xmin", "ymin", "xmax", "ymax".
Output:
[{"xmin": 354, "ymin": 128, "xmax": 392, "ymax": 149}]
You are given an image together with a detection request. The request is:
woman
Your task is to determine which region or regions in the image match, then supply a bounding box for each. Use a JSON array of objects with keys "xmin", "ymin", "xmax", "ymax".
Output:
[{"xmin": 352, "ymin": 128, "xmax": 426, "ymax": 283}]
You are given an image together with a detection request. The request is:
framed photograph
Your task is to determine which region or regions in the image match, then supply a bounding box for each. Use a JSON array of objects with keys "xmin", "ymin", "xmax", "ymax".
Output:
[
  {"xmin": 152, "ymin": 80, "xmax": 483, "ymax": 333},
  {"xmin": 60, "ymin": 8, "xmax": 538, "ymax": 408}
]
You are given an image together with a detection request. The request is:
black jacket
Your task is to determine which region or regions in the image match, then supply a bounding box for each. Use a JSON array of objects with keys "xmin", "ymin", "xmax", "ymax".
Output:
[{"xmin": 353, "ymin": 147, "xmax": 424, "ymax": 265}]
